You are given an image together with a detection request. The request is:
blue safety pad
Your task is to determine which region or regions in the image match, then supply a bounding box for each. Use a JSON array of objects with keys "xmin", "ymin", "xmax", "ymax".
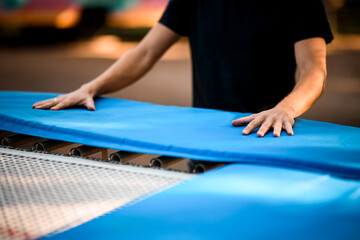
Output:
[
  {"xmin": 0, "ymin": 91, "xmax": 359, "ymax": 179},
  {"xmin": 48, "ymin": 164, "xmax": 360, "ymax": 240}
]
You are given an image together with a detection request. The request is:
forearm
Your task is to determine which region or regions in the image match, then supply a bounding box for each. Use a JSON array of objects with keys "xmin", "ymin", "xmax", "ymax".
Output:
[
  {"xmin": 80, "ymin": 23, "xmax": 180, "ymax": 97},
  {"xmin": 276, "ymin": 37, "xmax": 327, "ymax": 118},
  {"xmin": 81, "ymin": 46, "xmax": 157, "ymax": 97},
  {"xmin": 276, "ymin": 66, "xmax": 326, "ymax": 118}
]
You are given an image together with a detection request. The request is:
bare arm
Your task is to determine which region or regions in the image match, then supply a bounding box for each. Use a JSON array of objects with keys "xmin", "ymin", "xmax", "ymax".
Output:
[
  {"xmin": 232, "ymin": 37, "xmax": 328, "ymax": 137},
  {"xmin": 33, "ymin": 23, "xmax": 180, "ymax": 110}
]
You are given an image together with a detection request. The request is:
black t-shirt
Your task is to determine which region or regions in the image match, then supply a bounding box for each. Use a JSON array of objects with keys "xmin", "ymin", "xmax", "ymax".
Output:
[{"xmin": 159, "ymin": 0, "xmax": 333, "ymax": 113}]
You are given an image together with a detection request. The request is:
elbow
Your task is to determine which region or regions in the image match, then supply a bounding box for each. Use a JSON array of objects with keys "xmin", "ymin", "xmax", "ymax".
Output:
[
  {"xmin": 128, "ymin": 44, "xmax": 156, "ymax": 70},
  {"xmin": 134, "ymin": 43, "xmax": 161, "ymax": 69},
  {"xmin": 308, "ymin": 64, "xmax": 327, "ymax": 95},
  {"xmin": 311, "ymin": 66, "xmax": 326, "ymax": 99},
  {"xmin": 318, "ymin": 65, "xmax": 327, "ymax": 97},
  {"xmin": 297, "ymin": 64, "xmax": 327, "ymax": 98}
]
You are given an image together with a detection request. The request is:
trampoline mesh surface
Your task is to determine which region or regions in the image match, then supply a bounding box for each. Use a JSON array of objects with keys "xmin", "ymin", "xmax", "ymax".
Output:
[{"xmin": 0, "ymin": 147, "xmax": 191, "ymax": 240}]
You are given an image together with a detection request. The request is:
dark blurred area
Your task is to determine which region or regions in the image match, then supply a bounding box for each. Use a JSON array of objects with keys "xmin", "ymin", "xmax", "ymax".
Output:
[
  {"xmin": 0, "ymin": 0, "xmax": 165, "ymax": 43},
  {"xmin": 0, "ymin": 0, "xmax": 359, "ymax": 127}
]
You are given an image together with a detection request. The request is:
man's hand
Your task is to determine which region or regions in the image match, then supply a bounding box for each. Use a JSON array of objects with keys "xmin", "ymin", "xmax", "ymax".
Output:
[
  {"xmin": 32, "ymin": 86, "xmax": 96, "ymax": 111},
  {"xmin": 32, "ymin": 23, "xmax": 180, "ymax": 112},
  {"xmin": 232, "ymin": 107, "xmax": 295, "ymax": 137},
  {"xmin": 232, "ymin": 37, "xmax": 327, "ymax": 138}
]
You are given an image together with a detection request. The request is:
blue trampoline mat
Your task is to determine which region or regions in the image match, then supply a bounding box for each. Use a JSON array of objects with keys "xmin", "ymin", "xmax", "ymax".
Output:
[
  {"xmin": 49, "ymin": 164, "xmax": 360, "ymax": 240},
  {"xmin": 0, "ymin": 91, "xmax": 359, "ymax": 179}
]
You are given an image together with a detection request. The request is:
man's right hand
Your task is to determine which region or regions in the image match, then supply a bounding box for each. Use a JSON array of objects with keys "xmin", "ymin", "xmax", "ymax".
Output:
[
  {"xmin": 32, "ymin": 23, "xmax": 180, "ymax": 112},
  {"xmin": 32, "ymin": 86, "xmax": 96, "ymax": 111}
]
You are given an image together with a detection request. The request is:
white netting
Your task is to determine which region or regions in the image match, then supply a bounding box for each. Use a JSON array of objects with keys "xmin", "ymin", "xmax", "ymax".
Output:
[{"xmin": 0, "ymin": 147, "xmax": 191, "ymax": 240}]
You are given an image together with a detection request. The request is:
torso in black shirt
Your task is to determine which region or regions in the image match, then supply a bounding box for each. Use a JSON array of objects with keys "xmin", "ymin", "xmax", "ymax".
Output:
[{"xmin": 160, "ymin": 0, "xmax": 333, "ymax": 113}]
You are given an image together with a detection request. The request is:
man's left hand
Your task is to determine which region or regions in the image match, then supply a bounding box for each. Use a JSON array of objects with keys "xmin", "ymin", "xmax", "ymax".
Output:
[{"xmin": 231, "ymin": 107, "xmax": 295, "ymax": 137}]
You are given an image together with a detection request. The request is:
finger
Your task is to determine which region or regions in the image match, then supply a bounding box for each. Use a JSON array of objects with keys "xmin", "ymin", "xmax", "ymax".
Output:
[
  {"xmin": 242, "ymin": 117, "xmax": 264, "ymax": 135},
  {"xmin": 33, "ymin": 100, "xmax": 47, "ymax": 108},
  {"xmin": 50, "ymin": 100, "xmax": 71, "ymax": 111},
  {"xmin": 257, "ymin": 120, "xmax": 274, "ymax": 137},
  {"xmin": 33, "ymin": 99, "xmax": 53, "ymax": 108},
  {"xmin": 284, "ymin": 121, "xmax": 294, "ymax": 135},
  {"xmin": 232, "ymin": 115, "xmax": 255, "ymax": 126},
  {"xmin": 273, "ymin": 120, "xmax": 282, "ymax": 137},
  {"xmin": 85, "ymin": 98, "xmax": 96, "ymax": 111},
  {"xmin": 33, "ymin": 99, "xmax": 59, "ymax": 109},
  {"xmin": 33, "ymin": 97, "xmax": 62, "ymax": 109}
]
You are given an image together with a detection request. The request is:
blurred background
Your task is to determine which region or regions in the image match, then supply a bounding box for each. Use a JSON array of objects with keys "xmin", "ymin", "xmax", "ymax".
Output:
[{"xmin": 0, "ymin": 0, "xmax": 359, "ymax": 127}]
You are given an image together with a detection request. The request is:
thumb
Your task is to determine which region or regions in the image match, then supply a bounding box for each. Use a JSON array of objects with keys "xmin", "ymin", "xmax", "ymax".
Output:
[{"xmin": 85, "ymin": 98, "xmax": 96, "ymax": 111}]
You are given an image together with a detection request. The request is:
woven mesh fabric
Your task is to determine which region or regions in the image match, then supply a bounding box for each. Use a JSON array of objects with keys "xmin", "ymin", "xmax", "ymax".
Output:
[{"xmin": 0, "ymin": 147, "xmax": 191, "ymax": 240}]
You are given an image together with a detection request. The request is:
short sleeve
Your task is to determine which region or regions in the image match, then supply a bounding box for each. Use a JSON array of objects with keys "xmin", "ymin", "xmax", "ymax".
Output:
[
  {"xmin": 291, "ymin": 0, "xmax": 334, "ymax": 44},
  {"xmin": 159, "ymin": 0, "xmax": 192, "ymax": 36}
]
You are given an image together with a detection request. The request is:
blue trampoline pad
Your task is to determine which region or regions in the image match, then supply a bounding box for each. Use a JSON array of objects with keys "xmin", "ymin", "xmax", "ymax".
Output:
[
  {"xmin": 49, "ymin": 164, "xmax": 360, "ymax": 240},
  {"xmin": 0, "ymin": 91, "xmax": 359, "ymax": 179}
]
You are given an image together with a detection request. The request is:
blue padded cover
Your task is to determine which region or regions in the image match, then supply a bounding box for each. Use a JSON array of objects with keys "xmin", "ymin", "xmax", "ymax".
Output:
[
  {"xmin": 0, "ymin": 91, "xmax": 359, "ymax": 178},
  {"xmin": 49, "ymin": 164, "xmax": 360, "ymax": 240}
]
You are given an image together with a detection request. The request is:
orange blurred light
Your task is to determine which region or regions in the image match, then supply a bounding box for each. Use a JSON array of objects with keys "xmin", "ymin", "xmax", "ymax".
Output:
[
  {"xmin": 55, "ymin": 7, "xmax": 80, "ymax": 29},
  {"xmin": 89, "ymin": 35, "xmax": 123, "ymax": 55}
]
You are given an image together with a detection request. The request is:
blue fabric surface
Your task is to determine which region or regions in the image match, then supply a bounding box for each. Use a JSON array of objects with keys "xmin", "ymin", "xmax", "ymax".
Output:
[
  {"xmin": 48, "ymin": 164, "xmax": 360, "ymax": 240},
  {"xmin": 0, "ymin": 91, "xmax": 359, "ymax": 178}
]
